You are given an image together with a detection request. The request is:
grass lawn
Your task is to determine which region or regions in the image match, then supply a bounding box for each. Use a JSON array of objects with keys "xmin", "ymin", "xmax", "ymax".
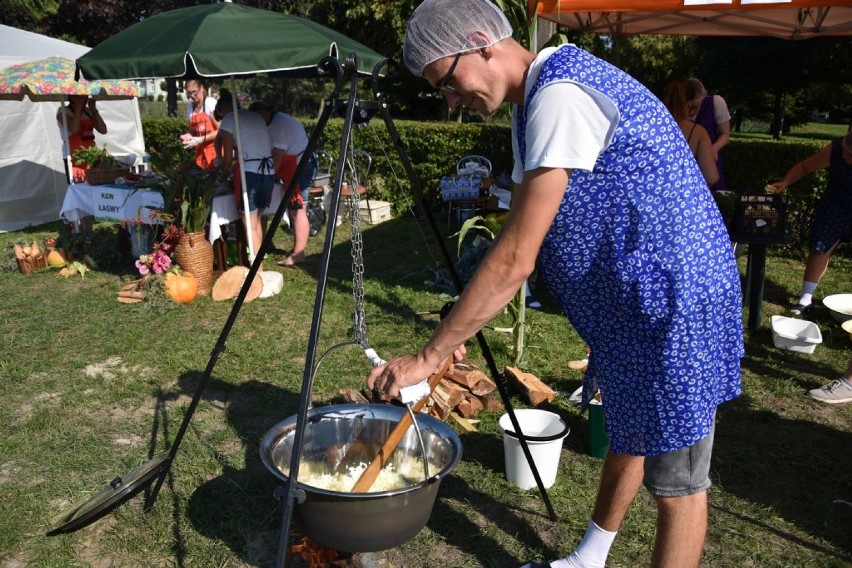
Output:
[{"xmin": 0, "ymin": 213, "xmax": 850, "ymax": 567}]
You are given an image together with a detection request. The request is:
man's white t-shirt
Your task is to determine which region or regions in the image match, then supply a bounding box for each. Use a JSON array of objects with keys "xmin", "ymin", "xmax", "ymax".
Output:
[
  {"xmin": 218, "ymin": 110, "xmax": 273, "ymax": 174},
  {"xmin": 268, "ymin": 112, "xmax": 308, "ymax": 157},
  {"xmin": 511, "ymin": 46, "xmax": 619, "ymax": 185}
]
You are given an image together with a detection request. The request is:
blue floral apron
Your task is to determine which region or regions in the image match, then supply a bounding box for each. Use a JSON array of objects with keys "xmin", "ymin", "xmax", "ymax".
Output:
[{"xmin": 515, "ymin": 45, "xmax": 743, "ymax": 456}]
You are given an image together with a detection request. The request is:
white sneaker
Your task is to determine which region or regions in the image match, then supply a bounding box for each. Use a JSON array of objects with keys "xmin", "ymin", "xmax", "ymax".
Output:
[{"xmin": 808, "ymin": 379, "xmax": 852, "ymax": 404}]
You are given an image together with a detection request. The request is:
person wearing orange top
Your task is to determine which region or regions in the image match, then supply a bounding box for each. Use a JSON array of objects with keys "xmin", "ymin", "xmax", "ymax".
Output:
[
  {"xmin": 56, "ymin": 94, "xmax": 107, "ymax": 182},
  {"xmin": 181, "ymin": 79, "xmax": 220, "ymax": 169}
]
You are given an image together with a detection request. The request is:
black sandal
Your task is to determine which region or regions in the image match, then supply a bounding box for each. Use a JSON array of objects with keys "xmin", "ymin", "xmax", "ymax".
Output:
[{"xmin": 790, "ymin": 302, "xmax": 813, "ymax": 316}]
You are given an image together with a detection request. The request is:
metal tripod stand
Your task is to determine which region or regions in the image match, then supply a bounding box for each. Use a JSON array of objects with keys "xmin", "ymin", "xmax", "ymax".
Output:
[{"xmin": 272, "ymin": 54, "xmax": 557, "ymax": 567}]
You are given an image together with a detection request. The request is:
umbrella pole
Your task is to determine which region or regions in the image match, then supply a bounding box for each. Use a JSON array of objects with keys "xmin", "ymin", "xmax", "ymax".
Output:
[{"xmin": 230, "ymin": 76, "xmax": 255, "ymax": 263}]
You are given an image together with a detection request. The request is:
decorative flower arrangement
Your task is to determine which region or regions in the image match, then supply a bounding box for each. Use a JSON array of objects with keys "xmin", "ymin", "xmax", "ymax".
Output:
[
  {"xmin": 133, "ymin": 218, "xmax": 183, "ymax": 278},
  {"xmin": 135, "ymin": 250, "xmax": 172, "ymax": 276}
]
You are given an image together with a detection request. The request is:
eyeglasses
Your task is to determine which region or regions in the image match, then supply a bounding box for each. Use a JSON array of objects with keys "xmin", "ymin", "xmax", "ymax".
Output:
[
  {"xmin": 436, "ymin": 51, "xmax": 464, "ymax": 95},
  {"xmin": 186, "ymin": 89, "xmax": 200, "ymax": 97}
]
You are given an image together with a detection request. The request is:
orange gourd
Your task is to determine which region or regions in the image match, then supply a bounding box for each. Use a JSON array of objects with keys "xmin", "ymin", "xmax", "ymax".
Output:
[
  {"xmin": 47, "ymin": 249, "xmax": 66, "ymax": 268},
  {"xmin": 164, "ymin": 269, "xmax": 199, "ymax": 304}
]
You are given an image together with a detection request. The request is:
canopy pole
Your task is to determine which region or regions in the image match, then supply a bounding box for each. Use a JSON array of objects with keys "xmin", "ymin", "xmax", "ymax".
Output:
[
  {"xmin": 230, "ymin": 76, "xmax": 256, "ymax": 263},
  {"xmin": 60, "ymin": 99, "xmax": 73, "ymax": 185}
]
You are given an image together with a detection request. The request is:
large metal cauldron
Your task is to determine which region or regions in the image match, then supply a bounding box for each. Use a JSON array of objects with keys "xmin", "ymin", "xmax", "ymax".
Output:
[{"xmin": 260, "ymin": 404, "xmax": 462, "ymax": 552}]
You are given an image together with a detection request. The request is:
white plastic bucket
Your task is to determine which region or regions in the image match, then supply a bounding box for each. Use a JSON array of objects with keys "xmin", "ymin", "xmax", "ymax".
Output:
[{"xmin": 499, "ymin": 409, "xmax": 570, "ymax": 490}]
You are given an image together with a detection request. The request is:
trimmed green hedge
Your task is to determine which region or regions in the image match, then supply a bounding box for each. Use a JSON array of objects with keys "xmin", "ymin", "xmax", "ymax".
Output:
[
  {"xmin": 141, "ymin": 116, "xmax": 194, "ymax": 175},
  {"xmin": 301, "ymin": 118, "xmax": 514, "ymax": 214},
  {"xmin": 142, "ymin": 116, "xmax": 833, "ymax": 249}
]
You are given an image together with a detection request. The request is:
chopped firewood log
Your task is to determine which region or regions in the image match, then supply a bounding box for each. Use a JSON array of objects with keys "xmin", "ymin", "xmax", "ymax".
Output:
[
  {"xmin": 478, "ymin": 392, "xmax": 504, "ymax": 412},
  {"xmin": 504, "ymin": 366, "xmax": 556, "ymax": 406},
  {"xmin": 455, "ymin": 391, "xmax": 485, "ymax": 419},
  {"xmin": 450, "ymin": 412, "xmax": 477, "ymax": 432},
  {"xmin": 469, "ymin": 375, "xmax": 497, "ymax": 397},
  {"xmin": 430, "ymin": 384, "xmax": 459, "ymax": 413},
  {"xmin": 446, "ymin": 369, "xmax": 481, "ymax": 390},
  {"xmin": 456, "ymin": 397, "xmax": 471, "ymax": 418},
  {"xmin": 434, "ymin": 382, "xmax": 466, "ymax": 409},
  {"xmin": 447, "ymin": 370, "xmax": 497, "ymax": 397},
  {"xmin": 463, "ymin": 392, "xmax": 484, "ymax": 416},
  {"xmin": 339, "ymin": 387, "xmax": 370, "ymax": 404},
  {"xmin": 429, "ymin": 398, "xmax": 451, "ymax": 420},
  {"xmin": 426, "ymin": 385, "xmax": 452, "ymax": 419}
]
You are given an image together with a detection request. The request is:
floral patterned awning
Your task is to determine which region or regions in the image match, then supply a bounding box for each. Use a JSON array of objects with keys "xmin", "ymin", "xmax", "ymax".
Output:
[{"xmin": 0, "ymin": 56, "xmax": 142, "ymax": 102}]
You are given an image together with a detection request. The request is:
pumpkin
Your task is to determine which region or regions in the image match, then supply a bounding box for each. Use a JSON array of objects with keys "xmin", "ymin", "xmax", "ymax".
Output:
[
  {"xmin": 164, "ymin": 269, "xmax": 199, "ymax": 304},
  {"xmin": 47, "ymin": 249, "xmax": 66, "ymax": 268}
]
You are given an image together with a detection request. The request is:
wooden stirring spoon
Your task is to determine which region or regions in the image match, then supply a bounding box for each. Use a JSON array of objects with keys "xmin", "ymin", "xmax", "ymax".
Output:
[{"xmin": 350, "ymin": 356, "xmax": 453, "ymax": 493}]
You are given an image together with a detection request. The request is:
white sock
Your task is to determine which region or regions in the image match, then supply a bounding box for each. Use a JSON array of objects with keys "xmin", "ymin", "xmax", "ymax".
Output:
[
  {"xmin": 799, "ymin": 281, "xmax": 817, "ymax": 306},
  {"xmin": 551, "ymin": 520, "xmax": 617, "ymax": 568}
]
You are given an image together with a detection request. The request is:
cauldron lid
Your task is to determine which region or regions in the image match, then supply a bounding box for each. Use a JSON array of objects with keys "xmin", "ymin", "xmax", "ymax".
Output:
[{"xmin": 46, "ymin": 455, "xmax": 171, "ymax": 536}]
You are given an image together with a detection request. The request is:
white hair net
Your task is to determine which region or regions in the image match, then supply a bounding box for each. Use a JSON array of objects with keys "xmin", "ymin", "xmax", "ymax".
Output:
[{"xmin": 403, "ymin": 0, "xmax": 513, "ymax": 77}]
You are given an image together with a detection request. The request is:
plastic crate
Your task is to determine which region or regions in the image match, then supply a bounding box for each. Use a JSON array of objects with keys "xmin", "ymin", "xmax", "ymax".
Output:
[
  {"xmin": 359, "ymin": 200, "xmax": 392, "ymax": 225},
  {"xmin": 440, "ymin": 174, "xmax": 482, "ymax": 202},
  {"xmin": 732, "ymin": 194, "xmax": 786, "ymax": 237}
]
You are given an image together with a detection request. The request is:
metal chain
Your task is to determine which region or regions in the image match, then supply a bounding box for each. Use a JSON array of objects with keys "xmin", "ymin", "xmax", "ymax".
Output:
[{"xmin": 347, "ymin": 140, "xmax": 368, "ymax": 349}]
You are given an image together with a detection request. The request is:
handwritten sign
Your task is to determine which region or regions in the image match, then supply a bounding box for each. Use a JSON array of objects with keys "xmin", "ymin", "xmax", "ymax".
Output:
[
  {"xmin": 94, "ymin": 190, "xmax": 122, "ymax": 217},
  {"xmin": 61, "ymin": 184, "xmax": 164, "ymax": 224}
]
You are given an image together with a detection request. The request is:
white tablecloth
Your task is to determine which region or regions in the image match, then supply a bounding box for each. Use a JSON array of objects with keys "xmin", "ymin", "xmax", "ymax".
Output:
[
  {"xmin": 60, "ymin": 183, "xmax": 164, "ymax": 224},
  {"xmin": 208, "ymin": 184, "xmax": 292, "ymax": 244},
  {"xmin": 208, "ymin": 194, "xmax": 240, "ymax": 244}
]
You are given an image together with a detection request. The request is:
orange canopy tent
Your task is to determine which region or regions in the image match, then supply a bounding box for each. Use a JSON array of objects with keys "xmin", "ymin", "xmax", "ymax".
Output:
[{"xmin": 530, "ymin": 0, "xmax": 852, "ymax": 40}]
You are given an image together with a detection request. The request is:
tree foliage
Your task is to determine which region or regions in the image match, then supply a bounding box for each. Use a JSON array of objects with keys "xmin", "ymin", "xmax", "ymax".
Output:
[
  {"xmin": 5, "ymin": 0, "xmax": 850, "ymax": 130},
  {"xmin": 14, "ymin": 0, "xmax": 296, "ymax": 47}
]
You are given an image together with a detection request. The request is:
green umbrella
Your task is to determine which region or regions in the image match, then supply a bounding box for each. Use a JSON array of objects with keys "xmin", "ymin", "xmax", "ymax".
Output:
[
  {"xmin": 76, "ymin": 2, "xmax": 385, "ymax": 80},
  {"xmin": 77, "ymin": 1, "xmax": 386, "ymax": 262}
]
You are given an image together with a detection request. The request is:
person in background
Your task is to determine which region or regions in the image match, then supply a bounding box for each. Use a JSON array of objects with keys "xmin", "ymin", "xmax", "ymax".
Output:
[
  {"xmin": 369, "ymin": 2, "xmax": 743, "ymax": 567},
  {"xmin": 768, "ymin": 130, "xmax": 852, "ymax": 315},
  {"xmin": 181, "ymin": 79, "xmax": 220, "ymax": 169},
  {"xmin": 248, "ymin": 101, "xmax": 317, "ymax": 267},
  {"xmin": 57, "ymin": 94, "xmax": 107, "ymax": 182},
  {"xmin": 664, "ymin": 80, "xmax": 719, "ymax": 187},
  {"xmin": 215, "ymin": 89, "xmax": 274, "ymax": 262},
  {"xmin": 688, "ymin": 78, "xmax": 730, "ymax": 191},
  {"xmin": 809, "ymin": 359, "xmax": 852, "ymax": 404}
]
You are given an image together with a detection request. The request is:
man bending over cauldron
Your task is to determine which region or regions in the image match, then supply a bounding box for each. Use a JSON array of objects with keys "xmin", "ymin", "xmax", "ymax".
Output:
[{"xmin": 368, "ymin": 1, "xmax": 743, "ymax": 566}]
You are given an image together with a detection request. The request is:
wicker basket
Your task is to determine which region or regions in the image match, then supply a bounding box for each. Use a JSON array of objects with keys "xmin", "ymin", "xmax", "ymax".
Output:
[
  {"xmin": 173, "ymin": 231, "xmax": 214, "ymax": 296},
  {"xmin": 85, "ymin": 167, "xmax": 131, "ymax": 186},
  {"xmin": 17, "ymin": 253, "xmax": 48, "ymax": 275}
]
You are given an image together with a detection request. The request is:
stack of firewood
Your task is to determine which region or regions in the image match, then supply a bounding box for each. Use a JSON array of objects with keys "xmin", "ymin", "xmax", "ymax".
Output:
[
  {"xmin": 340, "ymin": 359, "xmax": 502, "ymax": 424},
  {"xmin": 340, "ymin": 360, "xmax": 557, "ymax": 430},
  {"xmin": 424, "ymin": 359, "xmax": 503, "ymax": 420}
]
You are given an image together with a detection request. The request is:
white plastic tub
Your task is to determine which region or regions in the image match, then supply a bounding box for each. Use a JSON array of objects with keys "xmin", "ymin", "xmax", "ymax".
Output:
[
  {"xmin": 823, "ymin": 294, "xmax": 852, "ymax": 324},
  {"xmin": 771, "ymin": 315, "xmax": 822, "ymax": 354}
]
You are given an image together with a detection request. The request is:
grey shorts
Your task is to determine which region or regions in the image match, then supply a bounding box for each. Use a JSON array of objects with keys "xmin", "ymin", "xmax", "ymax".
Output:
[{"xmin": 643, "ymin": 415, "xmax": 716, "ymax": 497}]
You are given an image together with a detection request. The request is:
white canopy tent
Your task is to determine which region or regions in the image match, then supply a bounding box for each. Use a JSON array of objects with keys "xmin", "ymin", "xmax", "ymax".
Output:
[{"xmin": 0, "ymin": 25, "xmax": 146, "ymax": 232}]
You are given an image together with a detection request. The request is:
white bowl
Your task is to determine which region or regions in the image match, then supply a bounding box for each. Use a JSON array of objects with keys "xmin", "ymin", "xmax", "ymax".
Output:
[
  {"xmin": 823, "ymin": 294, "xmax": 852, "ymax": 323},
  {"xmin": 771, "ymin": 315, "xmax": 822, "ymax": 354},
  {"xmin": 842, "ymin": 319, "xmax": 852, "ymax": 345}
]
